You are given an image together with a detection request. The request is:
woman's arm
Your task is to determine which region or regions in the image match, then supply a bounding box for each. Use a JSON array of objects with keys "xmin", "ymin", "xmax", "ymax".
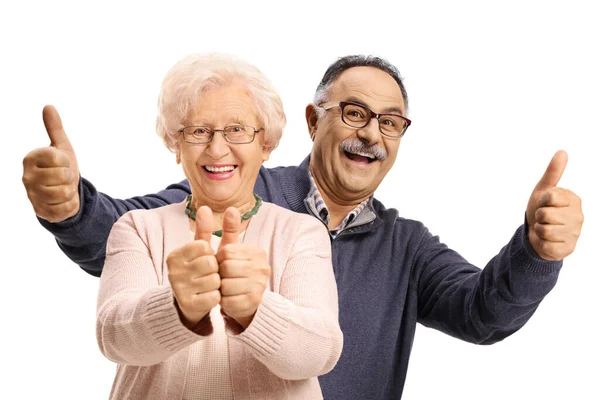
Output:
[
  {"xmin": 230, "ymin": 215, "xmax": 343, "ymax": 380},
  {"xmin": 96, "ymin": 211, "xmax": 205, "ymax": 366}
]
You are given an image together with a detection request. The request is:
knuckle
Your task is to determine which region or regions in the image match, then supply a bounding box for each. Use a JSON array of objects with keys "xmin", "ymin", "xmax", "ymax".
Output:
[
  {"xmin": 21, "ymin": 172, "xmax": 32, "ymax": 186},
  {"xmin": 166, "ymin": 251, "xmax": 178, "ymax": 266},
  {"xmin": 535, "ymin": 208, "xmax": 548, "ymax": 222},
  {"xmin": 199, "ymin": 255, "xmax": 217, "ymax": 274},
  {"xmin": 535, "ymin": 223, "xmax": 549, "ymax": 238},
  {"xmin": 57, "ymin": 185, "xmax": 73, "ymax": 201},
  {"xmin": 211, "ymin": 290, "xmax": 222, "ymax": 305},
  {"xmin": 208, "ymin": 273, "xmax": 221, "ymax": 290},
  {"xmin": 218, "ymin": 261, "xmax": 229, "ymax": 276}
]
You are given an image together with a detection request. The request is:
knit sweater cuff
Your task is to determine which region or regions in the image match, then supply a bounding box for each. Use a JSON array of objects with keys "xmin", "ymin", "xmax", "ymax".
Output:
[
  {"xmin": 229, "ymin": 291, "xmax": 290, "ymax": 358},
  {"xmin": 144, "ymin": 285, "xmax": 208, "ymax": 351},
  {"xmin": 514, "ymin": 223, "xmax": 563, "ymax": 274}
]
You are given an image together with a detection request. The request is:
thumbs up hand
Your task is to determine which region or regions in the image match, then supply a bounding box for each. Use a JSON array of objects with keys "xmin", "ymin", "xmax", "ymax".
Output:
[
  {"xmin": 167, "ymin": 206, "xmax": 221, "ymax": 330},
  {"xmin": 526, "ymin": 150, "xmax": 584, "ymax": 261},
  {"xmin": 217, "ymin": 207, "xmax": 271, "ymax": 329},
  {"xmin": 22, "ymin": 105, "xmax": 80, "ymax": 222}
]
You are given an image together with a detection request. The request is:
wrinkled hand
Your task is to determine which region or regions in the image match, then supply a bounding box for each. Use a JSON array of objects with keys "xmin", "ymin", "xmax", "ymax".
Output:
[
  {"xmin": 526, "ymin": 150, "xmax": 583, "ymax": 261},
  {"xmin": 217, "ymin": 208, "xmax": 271, "ymax": 329},
  {"xmin": 22, "ymin": 105, "xmax": 80, "ymax": 223},
  {"xmin": 167, "ymin": 206, "xmax": 221, "ymax": 329}
]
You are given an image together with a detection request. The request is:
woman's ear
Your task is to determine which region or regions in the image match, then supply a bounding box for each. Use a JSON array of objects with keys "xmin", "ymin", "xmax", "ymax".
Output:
[
  {"xmin": 261, "ymin": 146, "xmax": 272, "ymax": 162},
  {"xmin": 305, "ymin": 104, "xmax": 319, "ymax": 141},
  {"xmin": 175, "ymin": 143, "xmax": 181, "ymax": 164}
]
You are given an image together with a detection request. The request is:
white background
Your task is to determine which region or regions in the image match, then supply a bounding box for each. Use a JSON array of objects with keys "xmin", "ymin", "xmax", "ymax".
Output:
[{"xmin": 1, "ymin": 0, "xmax": 598, "ymax": 399}]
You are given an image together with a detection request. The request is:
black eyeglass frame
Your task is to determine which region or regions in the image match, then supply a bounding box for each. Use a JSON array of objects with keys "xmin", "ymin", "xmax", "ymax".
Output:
[{"xmin": 319, "ymin": 101, "xmax": 411, "ymax": 138}]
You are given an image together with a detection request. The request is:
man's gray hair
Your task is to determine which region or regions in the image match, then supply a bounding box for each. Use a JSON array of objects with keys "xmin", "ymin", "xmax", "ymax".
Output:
[{"xmin": 313, "ymin": 55, "xmax": 408, "ymax": 118}]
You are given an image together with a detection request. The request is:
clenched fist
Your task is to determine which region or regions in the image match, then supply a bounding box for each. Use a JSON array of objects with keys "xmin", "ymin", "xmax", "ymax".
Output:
[
  {"xmin": 167, "ymin": 206, "xmax": 221, "ymax": 330},
  {"xmin": 217, "ymin": 208, "xmax": 271, "ymax": 329},
  {"xmin": 526, "ymin": 150, "xmax": 584, "ymax": 261},
  {"xmin": 22, "ymin": 105, "xmax": 80, "ymax": 223}
]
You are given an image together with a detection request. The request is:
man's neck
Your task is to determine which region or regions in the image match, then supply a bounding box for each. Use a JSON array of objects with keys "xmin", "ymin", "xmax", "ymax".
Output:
[
  {"xmin": 309, "ymin": 169, "xmax": 369, "ymax": 230},
  {"xmin": 320, "ymin": 191, "xmax": 359, "ymax": 230}
]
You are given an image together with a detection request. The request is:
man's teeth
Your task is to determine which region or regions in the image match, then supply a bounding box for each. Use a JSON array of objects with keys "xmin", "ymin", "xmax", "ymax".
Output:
[
  {"xmin": 351, "ymin": 151, "xmax": 375, "ymax": 160},
  {"xmin": 205, "ymin": 165, "xmax": 235, "ymax": 173}
]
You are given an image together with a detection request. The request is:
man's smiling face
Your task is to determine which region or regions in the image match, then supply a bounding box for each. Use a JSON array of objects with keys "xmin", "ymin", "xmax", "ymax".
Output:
[{"xmin": 308, "ymin": 66, "xmax": 407, "ymax": 203}]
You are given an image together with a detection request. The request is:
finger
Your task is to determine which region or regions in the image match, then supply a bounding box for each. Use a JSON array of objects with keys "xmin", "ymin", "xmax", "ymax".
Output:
[
  {"xmin": 535, "ymin": 150, "xmax": 568, "ymax": 190},
  {"xmin": 216, "ymin": 244, "xmax": 252, "ymax": 264},
  {"xmin": 24, "ymin": 147, "xmax": 71, "ymax": 169},
  {"xmin": 33, "ymin": 197, "xmax": 80, "ymax": 222},
  {"xmin": 535, "ymin": 207, "xmax": 566, "ymax": 225},
  {"xmin": 220, "ymin": 277, "xmax": 251, "ymax": 296},
  {"xmin": 43, "ymin": 105, "xmax": 74, "ymax": 152},
  {"xmin": 182, "ymin": 240, "xmax": 214, "ymax": 261},
  {"xmin": 218, "ymin": 259, "xmax": 251, "ymax": 278},
  {"xmin": 192, "ymin": 290, "xmax": 221, "ymax": 310},
  {"xmin": 195, "ymin": 205, "xmax": 214, "ymax": 242},
  {"xmin": 187, "ymin": 255, "xmax": 219, "ymax": 276},
  {"xmin": 218, "ymin": 207, "xmax": 241, "ymax": 251},
  {"xmin": 533, "ymin": 223, "xmax": 570, "ymax": 243},
  {"xmin": 537, "ymin": 187, "xmax": 572, "ymax": 208},
  {"xmin": 26, "ymin": 167, "xmax": 76, "ymax": 186},
  {"xmin": 35, "ymin": 184, "xmax": 78, "ymax": 205},
  {"xmin": 532, "ymin": 239, "xmax": 572, "ymax": 261},
  {"xmin": 191, "ymin": 272, "xmax": 221, "ymax": 293},
  {"xmin": 220, "ymin": 293, "xmax": 254, "ymax": 314}
]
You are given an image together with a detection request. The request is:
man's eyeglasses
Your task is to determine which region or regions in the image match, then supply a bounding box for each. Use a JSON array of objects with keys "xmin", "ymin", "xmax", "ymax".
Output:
[
  {"xmin": 319, "ymin": 101, "xmax": 411, "ymax": 138},
  {"xmin": 179, "ymin": 125, "xmax": 261, "ymax": 144}
]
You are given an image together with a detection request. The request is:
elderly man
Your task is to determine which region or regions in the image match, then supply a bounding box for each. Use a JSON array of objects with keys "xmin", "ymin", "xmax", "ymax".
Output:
[{"xmin": 22, "ymin": 55, "xmax": 583, "ymax": 399}]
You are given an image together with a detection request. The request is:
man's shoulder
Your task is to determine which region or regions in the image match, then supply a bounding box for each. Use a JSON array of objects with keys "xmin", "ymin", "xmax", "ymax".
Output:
[
  {"xmin": 371, "ymin": 197, "xmax": 429, "ymax": 234},
  {"xmin": 260, "ymin": 162, "xmax": 305, "ymax": 180},
  {"xmin": 258, "ymin": 202, "xmax": 316, "ymax": 225}
]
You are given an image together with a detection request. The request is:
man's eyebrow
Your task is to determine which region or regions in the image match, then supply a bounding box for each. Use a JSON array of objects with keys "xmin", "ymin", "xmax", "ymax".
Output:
[{"xmin": 345, "ymin": 96, "xmax": 405, "ymax": 115}]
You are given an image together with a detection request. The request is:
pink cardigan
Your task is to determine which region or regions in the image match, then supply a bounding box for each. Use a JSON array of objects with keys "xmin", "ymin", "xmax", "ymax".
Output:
[{"xmin": 96, "ymin": 201, "xmax": 342, "ymax": 400}]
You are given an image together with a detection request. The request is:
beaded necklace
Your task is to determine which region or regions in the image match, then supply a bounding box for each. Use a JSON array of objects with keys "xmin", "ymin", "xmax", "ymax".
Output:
[{"xmin": 185, "ymin": 194, "xmax": 263, "ymax": 237}]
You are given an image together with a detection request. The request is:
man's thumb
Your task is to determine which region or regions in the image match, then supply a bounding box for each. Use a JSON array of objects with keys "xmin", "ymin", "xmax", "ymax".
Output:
[
  {"xmin": 218, "ymin": 208, "xmax": 241, "ymax": 250},
  {"xmin": 536, "ymin": 150, "xmax": 568, "ymax": 190},
  {"xmin": 43, "ymin": 105, "xmax": 73, "ymax": 152}
]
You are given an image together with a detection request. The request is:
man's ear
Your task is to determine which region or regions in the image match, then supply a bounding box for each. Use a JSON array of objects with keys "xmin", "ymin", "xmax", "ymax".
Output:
[{"xmin": 305, "ymin": 104, "xmax": 319, "ymax": 141}]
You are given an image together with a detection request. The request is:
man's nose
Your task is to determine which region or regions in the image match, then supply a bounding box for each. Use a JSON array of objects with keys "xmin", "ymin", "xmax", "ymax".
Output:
[{"xmin": 356, "ymin": 117, "xmax": 381, "ymax": 145}]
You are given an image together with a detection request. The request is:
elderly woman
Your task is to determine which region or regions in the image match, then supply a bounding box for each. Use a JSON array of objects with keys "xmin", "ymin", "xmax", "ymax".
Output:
[{"xmin": 96, "ymin": 53, "xmax": 342, "ymax": 400}]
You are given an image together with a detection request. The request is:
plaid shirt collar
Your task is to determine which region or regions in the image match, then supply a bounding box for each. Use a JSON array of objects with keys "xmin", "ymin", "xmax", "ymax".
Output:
[{"xmin": 307, "ymin": 172, "xmax": 369, "ymax": 239}]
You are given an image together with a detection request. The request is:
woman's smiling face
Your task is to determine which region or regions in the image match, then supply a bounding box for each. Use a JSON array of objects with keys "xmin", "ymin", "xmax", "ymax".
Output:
[{"xmin": 177, "ymin": 84, "xmax": 271, "ymax": 210}]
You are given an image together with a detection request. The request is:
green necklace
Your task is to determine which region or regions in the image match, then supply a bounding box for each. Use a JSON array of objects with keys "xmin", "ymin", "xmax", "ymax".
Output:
[{"xmin": 185, "ymin": 193, "xmax": 263, "ymax": 237}]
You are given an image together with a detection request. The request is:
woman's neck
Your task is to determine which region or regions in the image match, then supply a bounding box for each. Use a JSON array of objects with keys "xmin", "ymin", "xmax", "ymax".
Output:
[{"xmin": 189, "ymin": 193, "xmax": 257, "ymax": 233}]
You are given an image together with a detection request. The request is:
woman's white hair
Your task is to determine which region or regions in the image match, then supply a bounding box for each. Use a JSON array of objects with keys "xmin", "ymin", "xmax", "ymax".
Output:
[{"xmin": 156, "ymin": 53, "xmax": 286, "ymax": 152}]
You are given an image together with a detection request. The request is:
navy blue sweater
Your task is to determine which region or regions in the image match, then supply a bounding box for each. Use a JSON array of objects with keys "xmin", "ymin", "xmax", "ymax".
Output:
[{"xmin": 41, "ymin": 156, "xmax": 562, "ymax": 399}]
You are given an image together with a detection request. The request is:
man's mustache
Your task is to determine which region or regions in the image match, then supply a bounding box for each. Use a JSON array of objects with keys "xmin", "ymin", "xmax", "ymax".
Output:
[{"xmin": 339, "ymin": 138, "xmax": 387, "ymax": 161}]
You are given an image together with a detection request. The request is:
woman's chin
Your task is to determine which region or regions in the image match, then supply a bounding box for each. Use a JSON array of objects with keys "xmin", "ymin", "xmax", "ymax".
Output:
[{"xmin": 192, "ymin": 189, "xmax": 240, "ymax": 207}]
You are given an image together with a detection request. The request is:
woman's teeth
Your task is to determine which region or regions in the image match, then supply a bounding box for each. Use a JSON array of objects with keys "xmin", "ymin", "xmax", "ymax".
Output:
[{"xmin": 204, "ymin": 165, "xmax": 235, "ymax": 173}]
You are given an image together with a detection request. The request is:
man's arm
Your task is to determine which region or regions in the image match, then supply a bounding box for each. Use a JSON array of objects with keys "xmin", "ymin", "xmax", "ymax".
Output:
[
  {"xmin": 39, "ymin": 177, "xmax": 190, "ymax": 277},
  {"xmin": 22, "ymin": 105, "xmax": 191, "ymax": 276},
  {"xmin": 415, "ymin": 150, "xmax": 582, "ymax": 343},
  {"xmin": 415, "ymin": 223, "xmax": 561, "ymax": 344}
]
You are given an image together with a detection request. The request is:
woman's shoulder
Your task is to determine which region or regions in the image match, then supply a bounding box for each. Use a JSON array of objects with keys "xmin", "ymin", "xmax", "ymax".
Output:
[{"xmin": 116, "ymin": 201, "xmax": 188, "ymax": 230}]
